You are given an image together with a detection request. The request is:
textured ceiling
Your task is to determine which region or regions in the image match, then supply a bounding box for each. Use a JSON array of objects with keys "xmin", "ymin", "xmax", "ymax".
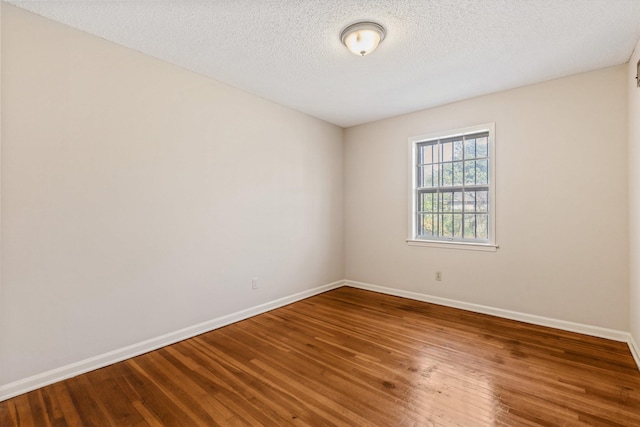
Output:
[{"xmin": 6, "ymin": 0, "xmax": 640, "ymax": 127}]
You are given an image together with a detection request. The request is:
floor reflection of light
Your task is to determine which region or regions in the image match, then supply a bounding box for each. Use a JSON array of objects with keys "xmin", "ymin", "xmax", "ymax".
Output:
[{"xmin": 403, "ymin": 357, "xmax": 508, "ymax": 426}]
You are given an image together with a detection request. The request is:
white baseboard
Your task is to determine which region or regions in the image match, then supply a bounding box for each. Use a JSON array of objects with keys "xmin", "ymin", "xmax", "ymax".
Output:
[
  {"xmin": 345, "ymin": 280, "xmax": 630, "ymax": 342},
  {"xmin": 629, "ymin": 334, "xmax": 640, "ymax": 371},
  {"xmin": 2, "ymin": 278, "xmax": 637, "ymax": 403},
  {"xmin": 0, "ymin": 280, "xmax": 344, "ymax": 403}
]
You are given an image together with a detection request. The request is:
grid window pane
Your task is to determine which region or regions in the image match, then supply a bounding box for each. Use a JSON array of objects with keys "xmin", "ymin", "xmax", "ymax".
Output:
[
  {"xmin": 426, "ymin": 214, "xmax": 439, "ymax": 236},
  {"xmin": 442, "ymin": 142, "xmax": 453, "ymax": 162},
  {"xmin": 464, "ymin": 191, "xmax": 476, "ymax": 212},
  {"xmin": 453, "ymin": 161, "xmax": 463, "ymax": 186},
  {"xmin": 418, "ymin": 213, "xmax": 433, "ymax": 236},
  {"xmin": 442, "ymin": 163, "xmax": 453, "ymax": 186},
  {"xmin": 476, "ymin": 191, "xmax": 488, "ymax": 212},
  {"xmin": 464, "ymin": 215, "xmax": 476, "ymax": 238},
  {"xmin": 464, "ymin": 160, "xmax": 476, "ymax": 185},
  {"xmin": 453, "ymin": 192, "xmax": 463, "ymax": 212},
  {"xmin": 441, "ymin": 192, "xmax": 453, "ymax": 212},
  {"xmin": 476, "ymin": 159, "xmax": 489, "ymax": 185},
  {"xmin": 476, "ymin": 137, "xmax": 488, "ymax": 157},
  {"xmin": 420, "ymin": 165, "xmax": 434, "ymax": 187},
  {"xmin": 419, "ymin": 193, "xmax": 427, "ymax": 211},
  {"xmin": 419, "ymin": 144, "xmax": 434, "ymax": 164},
  {"xmin": 453, "ymin": 140, "xmax": 464, "ymax": 161},
  {"xmin": 453, "ymin": 214, "xmax": 463, "ymax": 238},
  {"xmin": 419, "ymin": 192, "xmax": 438, "ymax": 212},
  {"xmin": 414, "ymin": 129, "xmax": 492, "ymax": 243},
  {"xmin": 476, "ymin": 214, "xmax": 488, "ymax": 239},
  {"xmin": 417, "ymin": 214, "xmax": 425, "ymax": 235},
  {"xmin": 441, "ymin": 214, "xmax": 454, "ymax": 237},
  {"xmin": 464, "ymin": 138, "xmax": 476, "ymax": 158}
]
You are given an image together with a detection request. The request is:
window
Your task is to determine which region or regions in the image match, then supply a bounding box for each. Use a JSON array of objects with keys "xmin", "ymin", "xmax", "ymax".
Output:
[{"xmin": 408, "ymin": 123, "xmax": 496, "ymax": 250}]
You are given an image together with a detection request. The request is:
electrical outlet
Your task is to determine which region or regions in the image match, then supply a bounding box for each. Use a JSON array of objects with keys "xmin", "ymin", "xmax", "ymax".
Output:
[
  {"xmin": 435, "ymin": 272, "xmax": 442, "ymax": 281},
  {"xmin": 252, "ymin": 278, "xmax": 258, "ymax": 290}
]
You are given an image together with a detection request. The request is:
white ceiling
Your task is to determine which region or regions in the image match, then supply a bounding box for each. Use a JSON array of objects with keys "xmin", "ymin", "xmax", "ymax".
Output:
[{"xmin": 6, "ymin": 0, "xmax": 640, "ymax": 127}]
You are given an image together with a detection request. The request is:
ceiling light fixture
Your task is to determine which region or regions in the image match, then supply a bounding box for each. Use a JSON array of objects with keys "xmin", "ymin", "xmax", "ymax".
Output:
[{"xmin": 340, "ymin": 21, "xmax": 386, "ymax": 57}]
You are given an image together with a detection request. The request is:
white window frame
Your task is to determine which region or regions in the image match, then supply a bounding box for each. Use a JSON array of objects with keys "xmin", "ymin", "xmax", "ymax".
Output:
[{"xmin": 407, "ymin": 123, "xmax": 497, "ymax": 252}]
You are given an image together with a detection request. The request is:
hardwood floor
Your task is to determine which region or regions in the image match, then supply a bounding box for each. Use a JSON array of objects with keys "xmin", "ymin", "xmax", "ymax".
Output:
[{"xmin": 1, "ymin": 287, "xmax": 639, "ymax": 426}]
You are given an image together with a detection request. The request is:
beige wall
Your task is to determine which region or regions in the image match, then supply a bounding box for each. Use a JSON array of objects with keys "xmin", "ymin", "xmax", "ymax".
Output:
[
  {"xmin": 345, "ymin": 65, "xmax": 629, "ymax": 331},
  {"xmin": 0, "ymin": 5, "xmax": 344, "ymax": 385},
  {"xmin": 630, "ymin": 39, "xmax": 640, "ymax": 347},
  {"xmin": 0, "ymin": 1, "xmax": 635, "ymax": 394}
]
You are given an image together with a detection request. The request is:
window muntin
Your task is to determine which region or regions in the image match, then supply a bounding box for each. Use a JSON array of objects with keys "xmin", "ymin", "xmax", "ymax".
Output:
[{"xmin": 410, "ymin": 125, "xmax": 495, "ymax": 246}]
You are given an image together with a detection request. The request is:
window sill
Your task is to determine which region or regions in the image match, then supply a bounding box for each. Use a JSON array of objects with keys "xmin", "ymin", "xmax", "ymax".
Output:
[{"xmin": 406, "ymin": 239, "xmax": 499, "ymax": 252}]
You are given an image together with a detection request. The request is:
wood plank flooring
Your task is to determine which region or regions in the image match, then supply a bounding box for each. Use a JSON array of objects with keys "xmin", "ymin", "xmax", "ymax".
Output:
[{"xmin": 1, "ymin": 287, "xmax": 639, "ymax": 426}]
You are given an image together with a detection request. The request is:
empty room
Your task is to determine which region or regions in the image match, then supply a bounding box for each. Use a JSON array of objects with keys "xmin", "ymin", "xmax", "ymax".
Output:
[{"xmin": 1, "ymin": 0, "xmax": 640, "ymax": 425}]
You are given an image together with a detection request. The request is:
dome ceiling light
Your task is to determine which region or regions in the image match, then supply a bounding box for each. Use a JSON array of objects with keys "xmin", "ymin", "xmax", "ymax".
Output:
[{"xmin": 340, "ymin": 22, "xmax": 386, "ymax": 57}]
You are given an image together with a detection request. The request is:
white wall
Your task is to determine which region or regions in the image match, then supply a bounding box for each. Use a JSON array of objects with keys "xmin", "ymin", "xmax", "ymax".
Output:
[
  {"xmin": 630, "ymin": 39, "xmax": 640, "ymax": 349},
  {"xmin": 0, "ymin": 4, "xmax": 344, "ymax": 386},
  {"xmin": 345, "ymin": 65, "xmax": 629, "ymax": 331}
]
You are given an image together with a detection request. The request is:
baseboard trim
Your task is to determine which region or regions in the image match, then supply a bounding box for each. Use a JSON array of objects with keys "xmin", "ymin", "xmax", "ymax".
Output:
[
  {"xmin": 2, "ymin": 278, "xmax": 636, "ymax": 402},
  {"xmin": 629, "ymin": 334, "xmax": 640, "ymax": 371},
  {"xmin": 0, "ymin": 280, "xmax": 344, "ymax": 403},
  {"xmin": 345, "ymin": 280, "xmax": 630, "ymax": 342}
]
